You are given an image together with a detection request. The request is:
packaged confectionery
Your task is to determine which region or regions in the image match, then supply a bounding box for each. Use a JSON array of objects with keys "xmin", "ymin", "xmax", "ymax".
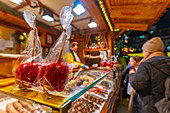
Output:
[
  {"xmin": 38, "ymin": 6, "xmax": 73, "ymax": 92},
  {"xmin": 13, "ymin": 10, "xmax": 42, "ymax": 88}
]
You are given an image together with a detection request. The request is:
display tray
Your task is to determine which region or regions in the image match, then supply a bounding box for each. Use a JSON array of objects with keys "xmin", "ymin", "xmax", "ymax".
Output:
[
  {"xmin": 0, "ymin": 96, "xmax": 52, "ymax": 112},
  {"xmin": 0, "ymin": 69, "xmax": 113, "ymax": 112},
  {"xmin": 0, "ymin": 86, "xmax": 67, "ymax": 109},
  {"xmin": 68, "ymin": 93, "xmax": 106, "ymax": 113},
  {"xmin": 87, "ymin": 86, "xmax": 111, "ymax": 101}
]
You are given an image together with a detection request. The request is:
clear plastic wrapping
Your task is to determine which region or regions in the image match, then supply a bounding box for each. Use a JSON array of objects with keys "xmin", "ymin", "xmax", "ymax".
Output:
[
  {"xmin": 38, "ymin": 6, "xmax": 73, "ymax": 92},
  {"xmin": 13, "ymin": 10, "xmax": 42, "ymax": 87}
]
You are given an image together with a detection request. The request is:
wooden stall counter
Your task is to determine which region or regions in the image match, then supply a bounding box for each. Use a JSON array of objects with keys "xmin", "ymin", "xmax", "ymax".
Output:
[
  {"xmin": 72, "ymin": 66, "xmax": 97, "ymax": 72},
  {"xmin": 0, "ymin": 53, "xmax": 22, "ymax": 78}
]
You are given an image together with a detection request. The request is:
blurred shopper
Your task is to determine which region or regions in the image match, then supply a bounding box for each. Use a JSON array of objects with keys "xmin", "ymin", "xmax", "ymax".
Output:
[
  {"xmin": 129, "ymin": 37, "xmax": 170, "ymax": 113},
  {"xmin": 126, "ymin": 56, "xmax": 142, "ymax": 113},
  {"xmin": 128, "ymin": 56, "xmax": 142, "ymax": 113},
  {"xmin": 122, "ymin": 56, "xmax": 141, "ymax": 100}
]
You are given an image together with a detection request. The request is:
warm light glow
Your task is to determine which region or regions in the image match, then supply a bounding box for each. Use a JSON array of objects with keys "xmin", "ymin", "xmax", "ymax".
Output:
[
  {"xmin": 98, "ymin": 0, "xmax": 113, "ymax": 32},
  {"xmin": 100, "ymin": 4, "xmax": 104, "ymax": 8},
  {"xmin": 127, "ymin": 53, "xmax": 143, "ymax": 57},
  {"xmin": 10, "ymin": 0, "xmax": 23, "ymax": 5},
  {"xmin": 23, "ymin": 32, "xmax": 26, "ymax": 35},
  {"xmin": 42, "ymin": 15, "xmax": 54, "ymax": 22},
  {"xmin": 88, "ymin": 22, "xmax": 97, "ymax": 28},
  {"xmin": 73, "ymin": 4, "xmax": 86, "ymax": 15}
]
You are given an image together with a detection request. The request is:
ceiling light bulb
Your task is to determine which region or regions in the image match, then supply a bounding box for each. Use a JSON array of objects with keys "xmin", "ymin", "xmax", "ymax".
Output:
[
  {"xmin": 73, "ymin": 4, "xmax": 86, "ymax": 15},
  {"xmin": 88, "ymin": 22, "xmax": 97, "ymax": 28},
  {"xmin": 10, "ymin": 0, "xmax": 23, "ymax": 5},
  {"xmin": 42, "ymin": 15, "xmax": 54, "ymax": 22}
]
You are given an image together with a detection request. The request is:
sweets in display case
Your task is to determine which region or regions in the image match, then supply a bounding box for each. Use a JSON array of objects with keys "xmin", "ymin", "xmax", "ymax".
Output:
[
  {"xmin": 68, "ymin": 93, "xmax": 105, "ymax": 113},
  {"xmin": 0, "ymin": 96, "xmax": 50, "ymax": 113}
]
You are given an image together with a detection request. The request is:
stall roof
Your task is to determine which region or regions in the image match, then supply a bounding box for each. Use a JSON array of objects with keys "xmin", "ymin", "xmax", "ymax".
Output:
[
  {"xmin": 0, "ymin": 0, "xmax": 97, "ymax": 32},
  {"xmin": 0, "ymin": 0, "xmax": 169, "ymax": 33},
  {"xmin": 105, "ymin": 0, "xmax": 170, "ymax": 31}
]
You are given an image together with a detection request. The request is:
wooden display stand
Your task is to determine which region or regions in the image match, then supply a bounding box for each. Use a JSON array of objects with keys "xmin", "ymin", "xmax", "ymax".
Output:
[{"xmin": 83, "ymin": 48, "xmax": 107, "ymax": 66}]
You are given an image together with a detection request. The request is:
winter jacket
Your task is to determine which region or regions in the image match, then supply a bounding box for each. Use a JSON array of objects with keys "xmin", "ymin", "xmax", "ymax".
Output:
[
  {"xmin": 122, "ymin": 66, "xmax": 130, "ymax": 88},
  {"xmin": 130, "ymin": 56, "xmax": 170, "ymax": 113}
]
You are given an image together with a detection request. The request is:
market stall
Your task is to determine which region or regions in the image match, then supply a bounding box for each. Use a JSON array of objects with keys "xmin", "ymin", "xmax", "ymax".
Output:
[{"xmin": 0, "ymin": 68, "xmax": 120, "ymax": 113}]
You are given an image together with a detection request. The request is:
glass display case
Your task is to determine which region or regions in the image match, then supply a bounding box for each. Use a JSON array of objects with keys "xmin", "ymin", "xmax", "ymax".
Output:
[{"xmin": 0, "ymin": 68, "xmax": 120, "ymax": 113}]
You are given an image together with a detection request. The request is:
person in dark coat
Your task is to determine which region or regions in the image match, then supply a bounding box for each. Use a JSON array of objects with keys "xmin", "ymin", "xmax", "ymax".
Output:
[{"xmin": 129, "ymin": 37, "xmax": 170, "ymax": 113}]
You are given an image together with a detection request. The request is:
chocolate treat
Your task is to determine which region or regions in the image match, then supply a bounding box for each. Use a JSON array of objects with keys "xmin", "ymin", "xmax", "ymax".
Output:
[
  {"xmin": 92, "ymin": 98, "xmax": 95, "ymax": 102},
  {"xmin": 73, "ymin": 104, "xmax": 78, "ymax": 108},
  {"xmin": 94, "ymin": 105, "xmax": 99, "ymax": 109},
  {"xmin": 71, "ymin": 108, "xmax": 76, "ymax": 113},
  {"xmin": 96, "ymin": 100, "xmax": 101, "ymax": 105},
  {"xmin": 80, "ymin": 98, "xmax": 84, "ymax": 101},
  {"xmin": 92, "ymin": 96, "xmax": 96, "ymax": 99},
  {"xmin": 88, "ymin": 96, "xmax": 91, "ymax": 100},
  {"xmin": 82, "ymin": 109, "xmax": 86, "ymax": 113},
  {"xmin": 96, "ymin": 97, "xmax": 100, "ymax": 100},
  {"xmin": 89, "ymin": 108, "xmax": 93, "ymax": 112},
  {"xmin": 84, "ymin": 94, "xmax": 88, "ymax": 98},
  {"xmin": 97, "ymin": 92, "xmax": 105, "ymax": 97},
  {"xmin": 77, "ymin": 102, "xmax": 80, "ymax": 106},
  {"xmin": 77, "ymin": 107, "xmax": 81, "ymax": 111},
  {"xmin": 84, "ymin": 106, "xmax": 88, "ymax": 111},
  {"xmin": 92, "ymin": 108, "xmax": 95, "ymax": 112},
  {"xmin": 80, "ymin": 101, "xmax": 83, "ymax": 104},
  {"xmin": 100, "ymin": 98, "xmax": 104, "ymax": 102}
]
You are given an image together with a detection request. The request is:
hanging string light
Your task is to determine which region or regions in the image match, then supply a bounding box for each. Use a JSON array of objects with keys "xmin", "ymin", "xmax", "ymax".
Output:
[{"xmin": 96, "ymin": 0, "xmax": 113, "ymax": 31}]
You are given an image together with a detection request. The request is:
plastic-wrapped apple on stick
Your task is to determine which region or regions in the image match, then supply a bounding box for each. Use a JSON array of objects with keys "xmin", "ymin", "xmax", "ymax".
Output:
[
  {"xmin": 13, "ymin": 10, "xmax": 42, "ymax": 87},
  {"xmin": 38, "ymin": 6, "xmax": 73, "ymax": 92}
]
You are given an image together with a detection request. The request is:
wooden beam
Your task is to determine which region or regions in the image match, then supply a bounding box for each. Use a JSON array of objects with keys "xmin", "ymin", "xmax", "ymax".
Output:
[
  {"xmin": 112, "ymin": 31, "xmax": 115, "ymax": 55},
  {"xmin": 107, "ymin": 31, "xmax": 113, "ymax": 55},
  {"xmin": 0, "ymin": 10, "xmax": 58, "ymax": 35},
  {"xmin": 71, "ymin": 24, "xmax": 79, "ymax": 30},
  {"xmin": 38, "ymin": 1, "xmax": 59, "ymax": 17},
  {"xmin": 0, "ymin": 19, "xmax": 29, "ymax": 32},
  {"xmin": 52, "ymin": 16, "xmax": 91, "ymax": 27},
  {"xmin": 72, "ymin": 16, "xmax": 91, "ymax": 23},
  {"xmin": 148, "ymin": 1, "xmax": 170, "ymax": 29},
  {"xmin": 72, "ymin": 27, "xmax": 103, "ymax": 34},
  {"xmin": 116, "ymin": 29, "xmax": 126, "ymax": 39},
  {"xmin": 14, "ymin": 1, "xmax": 29, "ymax": 10},
  {"xmin": 80, "ymin": 0, "xmax": 108, "ymax": 31}
]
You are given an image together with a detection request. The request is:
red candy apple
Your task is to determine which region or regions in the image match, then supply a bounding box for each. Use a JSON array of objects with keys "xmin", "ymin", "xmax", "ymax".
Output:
[
  {"xmin": 39, "ymin": 61, "xmax": 69, "ymax": 92},
  {"xmin": 100, "ymin": 61, "xmax": 106, "ymax": 67},
  {"xmin": 106, "ymin": 61, "xmax": 112, "ymax": 67},
  {"xmin": 15, "ymin": 62, "xmax": 41, "ymax": 84}
]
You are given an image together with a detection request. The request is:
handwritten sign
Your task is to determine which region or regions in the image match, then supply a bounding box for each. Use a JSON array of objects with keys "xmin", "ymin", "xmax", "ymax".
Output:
[
  {"xmin": 115, "ymin": 23, "xmax": 148, "ymax": 31},
  {"xmin": 110, "ymin": 5, "xmax": 158, "ymax": 19}
]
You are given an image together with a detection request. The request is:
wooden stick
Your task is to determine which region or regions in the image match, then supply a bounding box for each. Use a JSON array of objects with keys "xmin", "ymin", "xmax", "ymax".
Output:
[
  {"xmin": 56, "ymin": 30, "xmax": 67, "ymax": 63},
  {"xmin": 31, "ymin": 28, "xmax": 36, "ymax": 63}
]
